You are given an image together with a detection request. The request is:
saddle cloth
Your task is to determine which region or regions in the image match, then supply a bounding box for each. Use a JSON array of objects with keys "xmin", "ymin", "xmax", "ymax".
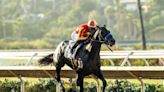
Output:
[
  {"xmin": 64, "ymin": 40, "xmax": 90, "ymax": 70},
  {"xmin": 64, "ymin": 40, "xmax": 75, "ymax": 59}
]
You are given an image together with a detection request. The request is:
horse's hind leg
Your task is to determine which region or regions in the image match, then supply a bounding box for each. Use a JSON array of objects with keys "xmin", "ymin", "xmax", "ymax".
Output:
[
  {"xmin": 55, "ymin": 64, "xmax": 62, "ymax": 82},
  {"xmin": 55, "ymin": 62, "xmax": 65, "ymax": 92},
  {"xmin": 94, "ymin": 70, "xmax": 107, "ymax": 92}
]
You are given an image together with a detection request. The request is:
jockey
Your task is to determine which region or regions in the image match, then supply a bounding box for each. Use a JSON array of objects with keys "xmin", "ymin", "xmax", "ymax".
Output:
[{"xmin": 71, "ymin": 19, "xmax": 97, "ymax": 59}]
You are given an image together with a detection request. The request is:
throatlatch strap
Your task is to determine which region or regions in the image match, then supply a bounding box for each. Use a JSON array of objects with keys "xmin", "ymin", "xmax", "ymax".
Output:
[
  {"xmin": 93, "ymin": 30, "xmax": 100, "ymax": 39},
  {"xmin": 86, "ymin": 43, "xmax": 92, "ymax": 52}
]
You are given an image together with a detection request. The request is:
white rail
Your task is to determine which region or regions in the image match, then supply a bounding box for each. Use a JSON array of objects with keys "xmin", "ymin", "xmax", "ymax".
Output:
[
  {"xmin": 0, "ymin": 50, "xmax": 163, "ymax": 58},
  {"xmin": 0, "ymin": 50, "xmax": 163, "ymax": 66}
]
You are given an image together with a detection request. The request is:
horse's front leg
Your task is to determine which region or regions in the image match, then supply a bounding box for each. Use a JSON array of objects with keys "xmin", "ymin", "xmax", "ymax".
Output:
[
  {"xmin": 76, "ymin": 74, "xmax": 84, "ymax": 92},
  {"xmin": 94, "ymin": 70, "xmax": 107, "ymax": 92}
]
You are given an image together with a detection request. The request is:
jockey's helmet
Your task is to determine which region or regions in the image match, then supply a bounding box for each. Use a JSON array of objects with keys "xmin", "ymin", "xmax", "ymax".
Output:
[{"xmin": 88, "ymin": 19, "xmax": 96, "ymax": 28}]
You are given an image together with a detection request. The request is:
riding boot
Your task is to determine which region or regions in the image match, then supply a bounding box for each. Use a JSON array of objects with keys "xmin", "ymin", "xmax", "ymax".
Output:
[
  {"xmin": 72, "ymin": 45, "xmax": 81, "ymax": 59},
  {"xmin": 71, "ymin": 41, "xmax": 79, "ymax": 54}
]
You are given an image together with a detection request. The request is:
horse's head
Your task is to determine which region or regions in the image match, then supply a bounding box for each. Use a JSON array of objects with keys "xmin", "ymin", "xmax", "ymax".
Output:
[{"xmin": 92, "ymin": 25, "xmax": 115, "ymax": 46}]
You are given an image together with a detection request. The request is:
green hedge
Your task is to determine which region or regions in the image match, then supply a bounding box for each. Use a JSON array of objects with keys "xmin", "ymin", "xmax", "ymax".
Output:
[
  {"xmin": 0, "ymin": 79, "xmax": 20, "ymax": 92},
  {"xmin": 0, "ymin": 79, "xmax": 164, "ymax": 92}
]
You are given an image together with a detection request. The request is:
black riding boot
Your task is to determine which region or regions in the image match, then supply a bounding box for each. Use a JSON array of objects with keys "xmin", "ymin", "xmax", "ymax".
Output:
[
  {"xmin": 71, "ymin": 41, "xmax": 79, "ymax": 54},
  {"xmin": 72, "ymin": 45, "xmax": 81, "ymax": 59}
]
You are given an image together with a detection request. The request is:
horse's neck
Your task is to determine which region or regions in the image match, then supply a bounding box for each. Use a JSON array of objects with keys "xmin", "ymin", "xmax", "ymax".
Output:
[
  {"xmin": 90, "ymin": 30, "xmax": 102, "ymax": 57},
  {"xmin": 90, "ymin": 42, "xmax": 101, "ymax": 58}
]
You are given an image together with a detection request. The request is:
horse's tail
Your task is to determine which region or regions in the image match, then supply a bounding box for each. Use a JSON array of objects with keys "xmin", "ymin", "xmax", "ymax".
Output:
[{"xmin": 38, "ymin": 53, "xmax": 54, "ymax": 66}]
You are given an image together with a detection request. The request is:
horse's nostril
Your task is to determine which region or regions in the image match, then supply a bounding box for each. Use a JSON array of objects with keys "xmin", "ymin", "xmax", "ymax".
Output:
[{"xmin": 110, "ymin": 41, "xmax": 115, "ymax": 46}]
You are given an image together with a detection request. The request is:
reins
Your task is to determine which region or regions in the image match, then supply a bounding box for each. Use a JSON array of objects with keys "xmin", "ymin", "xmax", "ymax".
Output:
[{"xmin": 90, "ymin": 27, "xmax": 113, "ymax": 52}]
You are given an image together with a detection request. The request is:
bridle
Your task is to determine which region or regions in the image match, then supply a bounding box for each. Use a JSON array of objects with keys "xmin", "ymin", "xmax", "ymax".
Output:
[
  {"xmin": 90, "ymin": 26, "xmax": 111, "ymax": 43},
  {"xmin": 90, "ymin": 26, "xmax": 114, "ymax": 52},
  {"xmin": 91, "ymin": 29, "xmax": 105, "ymax": 43}
]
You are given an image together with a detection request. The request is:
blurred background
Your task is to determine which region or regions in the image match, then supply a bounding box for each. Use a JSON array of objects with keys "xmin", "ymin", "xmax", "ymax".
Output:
[
  {"xmin": 0, "ymin": 0, "xmax": 163, "ymax": 49},
  {"xmin": 0, "ymin": 1, "xmax": 163, "ymax": 92}
]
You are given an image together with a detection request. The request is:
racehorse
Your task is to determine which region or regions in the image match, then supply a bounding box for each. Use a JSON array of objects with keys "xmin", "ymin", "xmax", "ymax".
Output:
[{"xmin": 39, "ymin": 25, "xmax": 115, "ymax": 92}]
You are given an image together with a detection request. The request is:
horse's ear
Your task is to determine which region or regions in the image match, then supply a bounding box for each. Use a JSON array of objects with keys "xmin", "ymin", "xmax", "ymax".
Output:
[
  {"xmin": 103, "ymin": 25, "xmax": 106, "ymax": 28},
  {"xmin": 96, "ymin": 25, "xmax": 100, "ymax": 29}
]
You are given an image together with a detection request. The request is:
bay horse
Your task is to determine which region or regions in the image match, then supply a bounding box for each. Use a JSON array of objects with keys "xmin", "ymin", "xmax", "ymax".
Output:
[{"xmin": 39, "ymin": 25, "xmax": 115, "ymax": 92}]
